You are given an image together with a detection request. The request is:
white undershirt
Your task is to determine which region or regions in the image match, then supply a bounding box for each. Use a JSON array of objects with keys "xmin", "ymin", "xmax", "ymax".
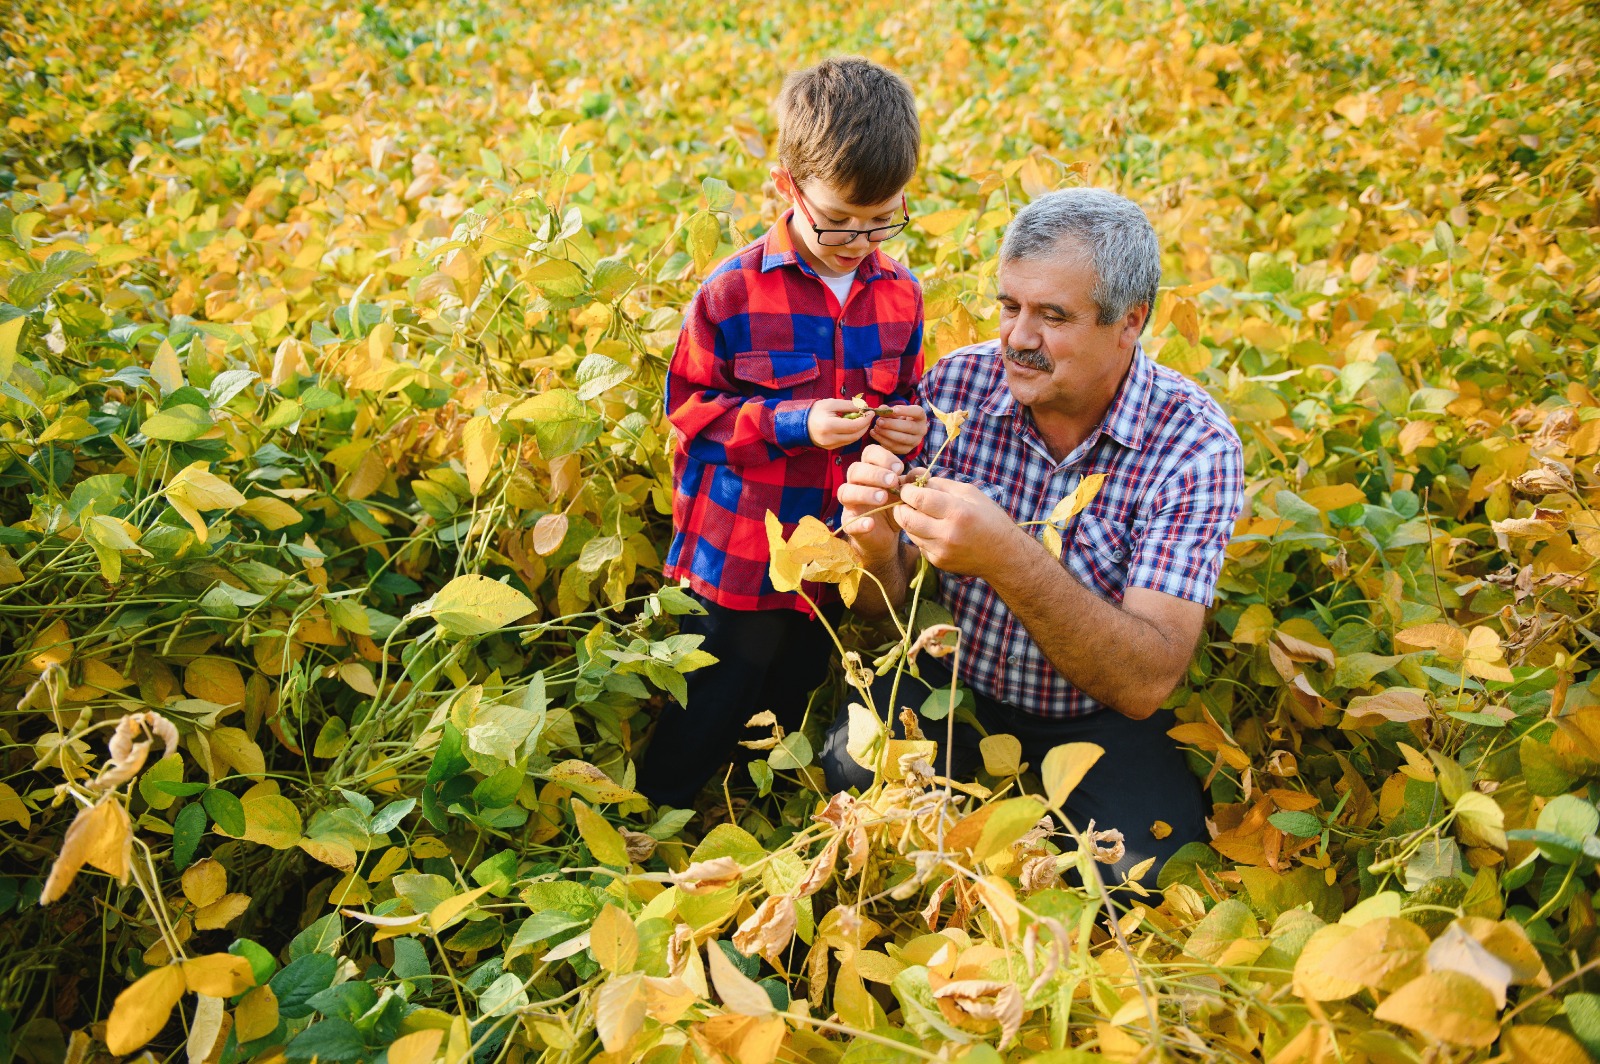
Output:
[{"xmin": 819, "ymin": 269, "xmax": 856, "ymax": 307}]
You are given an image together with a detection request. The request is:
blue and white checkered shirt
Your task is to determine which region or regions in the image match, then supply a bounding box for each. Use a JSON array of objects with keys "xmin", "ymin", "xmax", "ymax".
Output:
[{"xmin": 919, "ymin": 341, "xmax": 1244, "ymax": 719}]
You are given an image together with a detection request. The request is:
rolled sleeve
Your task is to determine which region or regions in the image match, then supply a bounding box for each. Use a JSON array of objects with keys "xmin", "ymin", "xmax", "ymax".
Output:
[
  {"xmin": 1124, "ymin": 438, "xmax": 1245, "ymax": 606},
  {"xmin": 772, "ymin": 399, "xmax": 814, "ymax": 451}
]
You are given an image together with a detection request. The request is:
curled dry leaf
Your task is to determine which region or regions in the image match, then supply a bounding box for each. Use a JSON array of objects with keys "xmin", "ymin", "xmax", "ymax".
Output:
[
  {"xmin": 1085, "ymin": 820, "xmax": 1126, "ymax": 865},
  {"xmin": 667, "ymin": 856, "xmax": 744, "ymax": 894},
  {"xmin": 620, "ymin": 828, "xmax": 657, "ymax": 864},
  {"xmin": 931, "ymin": 978, "xmax": 1024, "ymax": 1049},
  {"xmin": 92, "ymin": 711, "xmax": 178, "ymax": 791},
  {"xmin": 907, "ymin": 623, "xmax": 960, "ymax": 663},
  {"xmin": 732, "ymin": 894, "xmax": 798, "ymax": 959}
]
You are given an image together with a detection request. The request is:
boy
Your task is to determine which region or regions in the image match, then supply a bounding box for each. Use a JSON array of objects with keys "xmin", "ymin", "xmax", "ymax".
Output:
[{"xmin": 638, "ymin": 57, "xmax": 928, "ymax": 809}]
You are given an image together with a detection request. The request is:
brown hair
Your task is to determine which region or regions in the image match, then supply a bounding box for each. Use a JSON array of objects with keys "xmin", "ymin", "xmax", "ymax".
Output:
[{"xmin": 775, "ymin": 56, "xmax": 920, "ymax": 207}]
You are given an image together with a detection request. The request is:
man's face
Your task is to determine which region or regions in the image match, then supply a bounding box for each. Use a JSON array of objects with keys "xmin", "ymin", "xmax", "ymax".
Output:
[
  {"xmin": 774, "ymin": 170, "xmax": 906, "ymax": 277},
  {"xmin": 995, "ymin": 248, "xmax": 1146, "ymax": 419}
]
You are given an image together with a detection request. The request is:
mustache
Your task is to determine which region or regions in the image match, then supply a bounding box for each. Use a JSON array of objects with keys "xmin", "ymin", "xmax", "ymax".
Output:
[{"xmin": 1003, "ymin": 345, "xmax": 1052, "ymax": 371}]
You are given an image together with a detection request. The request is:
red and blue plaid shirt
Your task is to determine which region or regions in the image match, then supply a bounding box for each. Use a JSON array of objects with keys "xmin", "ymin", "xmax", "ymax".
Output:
[
  {"xmin": 665, "ymin": 211, "xmax": 924, "ymax": 611},
  {"xmin": 921, "ymin": 341, "xmax": 1244, "ymax": 718}
]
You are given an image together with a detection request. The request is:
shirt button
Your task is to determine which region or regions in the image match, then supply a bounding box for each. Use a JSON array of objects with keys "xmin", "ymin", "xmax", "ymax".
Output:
[{"xmin": 1007, "ymin": 655, "xmax": 1018, "ymax": 664}]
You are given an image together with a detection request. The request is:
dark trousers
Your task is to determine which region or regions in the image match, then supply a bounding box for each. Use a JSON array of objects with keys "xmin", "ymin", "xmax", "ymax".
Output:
[
  {"xmin": 637, "ymin": 594, "xmax": 839, "ymax": 809},
  {"xmin": 818, "ymin": 660, "xmax": 1208, "ymax": 884}
]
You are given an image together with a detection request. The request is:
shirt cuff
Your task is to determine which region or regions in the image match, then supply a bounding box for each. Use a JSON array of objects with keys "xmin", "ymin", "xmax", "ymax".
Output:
[{"xmin": 772, "ymin": 399, "xmax": 813, "ymax": 451}]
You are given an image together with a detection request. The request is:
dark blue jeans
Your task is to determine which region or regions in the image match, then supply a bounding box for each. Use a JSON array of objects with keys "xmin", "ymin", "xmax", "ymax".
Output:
[
  {"xmin": 818, "ymin": 659, "xmax": 1208, "ymax": 885},
  {"xmin": 637, "ymin": 593, "xmax": 841, "ymax": 809}
]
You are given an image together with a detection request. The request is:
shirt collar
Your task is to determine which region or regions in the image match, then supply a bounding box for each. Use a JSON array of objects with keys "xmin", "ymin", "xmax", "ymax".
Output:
[
  {"xmin": 760, "ymin": 209, "xmax": 890, "ymax": 282},
  {"xmin": 980, "ymin": 343, "xmax": 1154, "ymax": 452}
]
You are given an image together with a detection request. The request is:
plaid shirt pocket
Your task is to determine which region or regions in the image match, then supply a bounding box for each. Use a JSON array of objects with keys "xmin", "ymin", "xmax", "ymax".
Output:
[
  {"xmin": 732, "ymin": 350, "xmax": 821, "ymax": 391},
  {"xmin": 1069, "ymin": 513, "xmax": 1133, "ymax": 600}
]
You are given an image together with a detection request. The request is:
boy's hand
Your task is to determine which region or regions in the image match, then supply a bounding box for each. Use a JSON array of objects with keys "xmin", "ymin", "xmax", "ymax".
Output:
[
  {"xmin": 808, "ymin": 398, "xmax": 876, "ymax": 450},
  {"xmin": 870, "ymin": 404, "xmax": 929, "ymax": 456}
]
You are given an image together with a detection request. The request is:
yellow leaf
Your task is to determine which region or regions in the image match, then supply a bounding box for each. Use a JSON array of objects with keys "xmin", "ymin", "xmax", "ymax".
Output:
[
  {"xmin": 209, "ymin": 727, "xmax": 266, "ymax": 779},
  {"xmin": 234, "ymin": 985, "xmax": 279, "ymax": 1044},
  {"xmin": 1041, "ymin": 742, "xmax": 1103, "ymax": 807},
  {"xmin": 0, "ymin": 783, "xmax": 31, "ymax": 829},
  {"xmin": 184, "ymin": 657, "xmax": 245, "ymax": 706},
  {"xmin": 182, "ymin": 953, "xmax": 256, "ymax": 997},
  {"xmin": 216, "ymin": 790, "xmax": 302, "ymax": 849},
  {"xmin": 187, "ymin": 993, "xmax": 225, "ymax": 1064},
  {"xmin": 237, "ymin": 496, "xmax": 303, "ymax": 530},
  {"xmin": 1395, "ymin": 623, "xmax": 1466, "ymax": 656},
  {"xmin": 1040, "ymin": 473, "xmax": 1106, "ymax": 558},
  {"xmin": 182, "ymin": 858, "xmax": 227, "ymax": 908},
  {"xmin": 163, "ymin": 463, "xmax": 246, "ymax": 543},
  {"xmin": 105, "ymin": 963, "xmax": 186, "ymax": 1054},
  {"xmin": 385, "ymin": 1029, "xmax": 444, "ymax": 1064},
  {"xmin": 545, "ymin": 759, "xmax": 644, "ymax": 803},
  {"xmin": 427, "ymin": 883, "xmax": 494, "ymax": 933},
  {"xmin": 195, "ymin": 893, "xmax": 252, "ymax": 930},
  {"xmin": 1232, "ymin": 603, "xmax": 1274, "ymax": 646},
  {"xmin": 918, "ymin": 208, "xmax": 971, "ymax": 237},
  {"xmin": 979, "ymin": 733, "xmax": 1022, "ymax": 777},
  {"xmin": 707, "ymin": 941, "xmax": 774, "ymax": 1016},
  {"xmin": 595, "ymin": 971, "xmax": 648, "ymax": 1054},
  {"xmin": 41, "ymin": 798, "xmax": 132, "ymax": 904},
  {"xmin": 573, "ymin": 799, "xmax": 630, "ymax": 867},
  {"xmin": 1372, "ymin": 970, "xmax": 1499, "ymax": 1047},
  {"xmin": 590, "ymin": 903, "xmax": 639, "ymax": 973},
  {"xmin": 1292, "ymin": 924, "xmax": 1366, "ymax": 1000},
  {"xmin": 1463, "ymin": 626, "xmax": 1514, "ymax": 683},
  {"xmin": 1504, "ymin": 1026, "xmax": 1592, "ymax": 1064},
  {"xmin": 1150, "ymin": 820, "xmax": 1172, "ymax": 839},
  {"xmin": 150, "ymin": 339, "xmax": 185, "ymax": 394},
  {"xmin": 463, "ymin": 415, "xmax": 498, "ymax": 495}
]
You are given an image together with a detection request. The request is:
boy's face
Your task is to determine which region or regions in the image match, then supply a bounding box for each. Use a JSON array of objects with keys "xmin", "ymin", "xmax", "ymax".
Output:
[{"xmin": 773, "ymin": 169, "xmax": 906, "ymax": 278}]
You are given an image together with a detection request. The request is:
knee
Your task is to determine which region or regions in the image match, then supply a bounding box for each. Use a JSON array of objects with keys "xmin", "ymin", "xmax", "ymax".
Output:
[{"xmin": 818, "ymin": 717, "xmax": 874, "ymax": 793}]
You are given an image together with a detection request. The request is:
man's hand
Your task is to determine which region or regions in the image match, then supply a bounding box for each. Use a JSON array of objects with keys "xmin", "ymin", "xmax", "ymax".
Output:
[
  {"xmin": 808, "ymin": 399, "xmax": 876, "ymax": 450},
  {"xmin": 837, "ymin": 444, "xmax": 911, "ymax": 564},
  {"xmin": 869, "ymin": 404, "xmax": 928, "ymax": 456},
  {"xmin": 895, "ymin": 476, "xmax": 1027, "ymax": 579}
]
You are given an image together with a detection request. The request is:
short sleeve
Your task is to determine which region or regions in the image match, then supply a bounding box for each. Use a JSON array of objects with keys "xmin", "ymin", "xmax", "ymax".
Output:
[{"xmin": 1124, "ymin": 437, "xmax": 1245, "ymax": 606}]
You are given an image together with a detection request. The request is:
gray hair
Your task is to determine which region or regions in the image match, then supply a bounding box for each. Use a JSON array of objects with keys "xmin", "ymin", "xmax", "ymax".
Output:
[{"xmin": 999, "ymin": 188, "xmax": 1161, "ymax": 331}]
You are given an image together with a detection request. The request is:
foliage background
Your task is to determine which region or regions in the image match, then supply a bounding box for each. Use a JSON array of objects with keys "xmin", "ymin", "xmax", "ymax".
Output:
[{"xmin": 0, "ymin": 0, "xmax": 1598, "ymax": 1060}]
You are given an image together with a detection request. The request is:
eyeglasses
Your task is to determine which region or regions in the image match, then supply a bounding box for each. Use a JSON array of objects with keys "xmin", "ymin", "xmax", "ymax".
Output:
[{"xmin": 791, "ymin": 185, "xmax": 910, "ymax": 247}]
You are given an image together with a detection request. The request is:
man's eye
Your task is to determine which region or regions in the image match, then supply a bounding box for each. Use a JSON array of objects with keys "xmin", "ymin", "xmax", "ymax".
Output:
[{"xmin": 1044, "ymin": 316, "xmax": 1066, "ymax": 326}]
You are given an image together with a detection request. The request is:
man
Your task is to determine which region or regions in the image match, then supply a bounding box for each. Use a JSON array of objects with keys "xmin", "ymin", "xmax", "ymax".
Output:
[{"xmin": 818, "ymin": 188, "xmax": 1245, "ymax": 882}]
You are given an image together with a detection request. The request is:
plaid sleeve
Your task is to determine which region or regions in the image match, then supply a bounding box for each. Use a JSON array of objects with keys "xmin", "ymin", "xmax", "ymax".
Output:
[
  {"xmin": 665, "ymin": 286, "xmax": 814, "ymax": 464},
  {"xmin": 1124, "ymin": 436, "xmax": 1245, "ymax": 606},
  {"xmin": 891, "ymin": 309, "xmax": 927, "ymax": 461}
]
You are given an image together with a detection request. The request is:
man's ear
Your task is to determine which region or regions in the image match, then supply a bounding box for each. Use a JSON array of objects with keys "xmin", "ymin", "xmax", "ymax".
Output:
[{"xmin": 1120, "ymin": 303, "xmax": 1149, "ymax": 349}]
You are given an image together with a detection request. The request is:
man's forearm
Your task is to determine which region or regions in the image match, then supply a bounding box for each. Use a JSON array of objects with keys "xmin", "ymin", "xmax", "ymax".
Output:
[
  {"xmin": 851, "ymin": 540, "xmax": 918, "ymax": 619},
  {"xmin": 983, "ymin": 531, "xmax": 1187, "ymax": 719}
]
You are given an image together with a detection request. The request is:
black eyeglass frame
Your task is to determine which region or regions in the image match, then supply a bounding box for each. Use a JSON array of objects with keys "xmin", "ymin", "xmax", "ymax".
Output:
[{"xmin": 791, "ymin": 185, "xmax": 911, "ymax": 247}]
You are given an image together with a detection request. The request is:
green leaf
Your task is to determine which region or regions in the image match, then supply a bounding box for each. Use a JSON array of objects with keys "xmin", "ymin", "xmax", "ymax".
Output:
[
  {"xmin": 201, "ymin": 788, "xmax": 246, "ymax": 837},
  {"xmin": 1247, "ymin": 252, "xmax": 1294, "ymax": 294},
  {"xmin": 507, "ymin": 389, "xmax": 602, "ymax": 458},
  {"xmin": 768, "ymin": 731, "xmax": 814, "ymax": 771},
  {"xmin": 574, "ymin": 351, "xmax": 631, "ymax": 400},
  {"xmin": 1536, "ymin": 794, "xmax": 1599, "ymax": 842},
  {"xmin": 270, "ymin": 954, "xmax": 338, "ymax": 1020},
  {"xmin": 284, "ymin": 1019, "xmax": 366, "ymax": 1061},
  {"xmin": 140, "ymin": 404, "xmax": 213, "ymax": 441},
  {"xmin": 1268, "ymin": 810, "xmax": 1323, "ymax": 837},
  {"xmin": 172, "ymin": 802, "xmax": 207, "ymax": 871},
  {"xmin": 1183, "ymin": 898, "xmax": 1259, "ymax": 962}
]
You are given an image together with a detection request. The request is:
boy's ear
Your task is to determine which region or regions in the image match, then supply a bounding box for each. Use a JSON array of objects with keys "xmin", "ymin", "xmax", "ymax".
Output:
[{"xmin": 770, "ymin": 167, "xmax": 795, "ymax": 202}]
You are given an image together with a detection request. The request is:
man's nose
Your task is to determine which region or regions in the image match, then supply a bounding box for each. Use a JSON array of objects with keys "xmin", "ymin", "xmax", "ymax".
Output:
[{"xmin": 1005, "ymin": 310, "xmax": 1043, "ymax": 351}]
